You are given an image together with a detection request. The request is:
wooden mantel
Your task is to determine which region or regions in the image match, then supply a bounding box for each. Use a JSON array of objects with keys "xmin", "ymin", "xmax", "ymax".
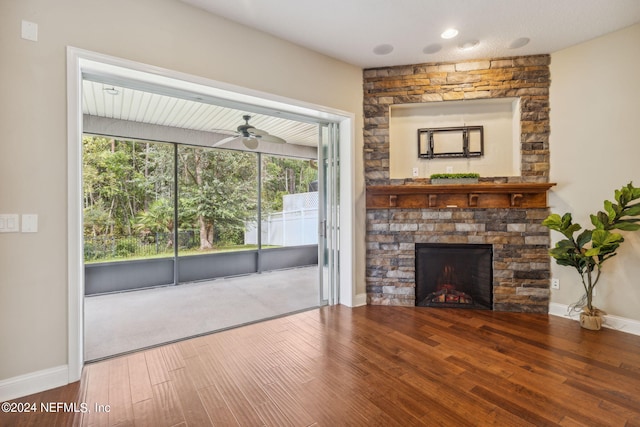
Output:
[{"xmin": 366, "ymin": 183, "xmax": 556, "ymax": 209}]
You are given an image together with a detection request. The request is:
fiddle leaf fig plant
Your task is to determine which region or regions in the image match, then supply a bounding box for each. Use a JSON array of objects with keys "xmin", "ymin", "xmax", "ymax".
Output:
[{"xmin": 542, "ymin": 182, "xmax": 640, "ymax": 316}]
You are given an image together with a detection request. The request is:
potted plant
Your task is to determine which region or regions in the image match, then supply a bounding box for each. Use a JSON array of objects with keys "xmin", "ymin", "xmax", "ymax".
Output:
[
  {"xmin": 430, "ymin": 173, "xmax": 480, "ymax": 185},
  {"xmin": 542, "ymin": 182, "xmax": 640, "ymax": 330}
]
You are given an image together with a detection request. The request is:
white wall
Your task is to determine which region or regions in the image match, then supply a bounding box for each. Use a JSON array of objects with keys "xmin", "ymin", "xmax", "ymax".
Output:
[
  {"xmin": 549, "ymin": 23, "xmax": 640, "ymax": 321},
  {"xmin": 0, "ymin": 0, "xmax": 363, "ymax": 385},
  {"xmin": 389, "ymin": 98, "xmax": 520, "ymax": 178}
]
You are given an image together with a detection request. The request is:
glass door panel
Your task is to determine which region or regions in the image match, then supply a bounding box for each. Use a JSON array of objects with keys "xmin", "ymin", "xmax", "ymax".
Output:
[{"xmin": 318, "ymin": 123, "xmax": 340, "ymax": 306}]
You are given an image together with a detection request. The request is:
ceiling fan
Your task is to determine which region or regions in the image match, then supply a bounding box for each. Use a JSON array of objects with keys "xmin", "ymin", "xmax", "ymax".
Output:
[{"xmin": 213, "ymin": 115, "xmax": 286, "ymax": 149}]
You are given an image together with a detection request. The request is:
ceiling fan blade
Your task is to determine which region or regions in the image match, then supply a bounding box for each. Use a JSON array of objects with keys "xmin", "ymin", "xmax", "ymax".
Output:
[
  {"xmin": 210, "ymin": 128, "xmax": 237, "ymax": 136},
  {"xmin": 248, "ymin": 127, "xmax": 268, "ymax": 137},
  {"xmin": 211, "ymin": 135, "xmax": 238, "ymax": 147},
  {"xmin": 260, "ymin": 133, "xmax": 286, "ymax": 144}
]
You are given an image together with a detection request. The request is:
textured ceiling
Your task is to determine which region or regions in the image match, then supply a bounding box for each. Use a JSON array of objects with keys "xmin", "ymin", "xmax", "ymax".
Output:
[{"xmin": 182, "ymin": 0, "xmax": 640, "ymax": 68}]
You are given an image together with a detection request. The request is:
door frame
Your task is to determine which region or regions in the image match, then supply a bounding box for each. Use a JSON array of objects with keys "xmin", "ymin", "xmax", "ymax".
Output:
[{"xmin": 66, "ymin": 47, "xmax": 356, "ymax": 382}]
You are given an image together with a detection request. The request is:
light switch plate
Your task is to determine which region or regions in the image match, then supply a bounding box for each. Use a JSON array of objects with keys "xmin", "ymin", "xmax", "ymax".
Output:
[
  {"xmin": 22, "ymin": 214, "xmax": 38, "ymax": 233},
  {"xmin": 21, "ymin": 20, "xmax": 38, "ymax": 42},
  {"xmin": 0, "ymin": 214, "xmax": 20, "ymax": 232}
]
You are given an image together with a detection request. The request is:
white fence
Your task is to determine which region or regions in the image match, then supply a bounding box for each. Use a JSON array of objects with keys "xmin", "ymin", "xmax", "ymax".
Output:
[{"xmin": 245, "ymin": 192, "xmax": 318, "ymax": 246}]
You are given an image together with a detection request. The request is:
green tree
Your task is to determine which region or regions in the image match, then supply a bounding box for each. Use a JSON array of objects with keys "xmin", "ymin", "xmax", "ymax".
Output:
[
  {"xmin": 179, "ymin": 147, "xmax": 257, "ymax": 249},
  {"xmin": 135, "ymin": 198, "xmax": 175, "ymax": 244},
  {"xmin": 262, "ymin": 156, "xmax": 317, "ymax": 212},
  {"xmin": 83, "ymin": 136, "xmax": 175, "ymax": 236},
  {"xmin": 82, "ymin": 134, "xmax": 317, "ymax": 261}
]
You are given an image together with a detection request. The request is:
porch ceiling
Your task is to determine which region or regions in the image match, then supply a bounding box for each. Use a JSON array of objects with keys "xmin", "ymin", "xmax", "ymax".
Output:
[{"xmin": 82, "ymin": 79, "xmax": 320, "ymax": 147}]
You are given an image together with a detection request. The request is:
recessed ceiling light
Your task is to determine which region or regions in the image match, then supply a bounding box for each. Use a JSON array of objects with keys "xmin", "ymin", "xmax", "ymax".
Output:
[
  {"xmin": 423, "ymin": 44, "xmax": 443, "ymax": 54},
  {"xmin": 459, "ymin": 39, "xmax": 480, "ymax": 51},
  {"xmin": 373, "ymin": 44, "xmax": 394, "ymax": 55},
  {"xmin": 440, "ymin": 28, "xmax": 459, "ymax": 39},
  {"xmin": 509, "ymin": 37, "xmax": 530, "ymax": 49}
]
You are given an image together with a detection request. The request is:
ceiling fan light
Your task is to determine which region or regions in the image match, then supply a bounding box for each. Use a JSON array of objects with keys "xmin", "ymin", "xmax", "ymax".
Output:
[{"xmin": 242, "ymin": 137, "xmax": 259, "ymax": 150}]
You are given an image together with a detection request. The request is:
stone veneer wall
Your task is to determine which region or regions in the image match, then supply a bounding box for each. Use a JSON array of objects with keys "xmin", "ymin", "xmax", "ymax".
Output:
[
  {"xmin": 363, "ymin": 55, "xmax": 552, "ymax": 312},
  {"xmin": 364, "ymin": 54, "xmax": 550, "ymax": 184}
]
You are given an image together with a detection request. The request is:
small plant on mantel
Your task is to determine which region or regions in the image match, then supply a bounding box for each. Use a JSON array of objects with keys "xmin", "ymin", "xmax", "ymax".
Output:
[
  {"xmin": 542, "ymin": 182, "xmax": 640, "ymax": 330},
  {"xmin": 430, "ymin": 173, "xmax": 479, "ymax": 184}
]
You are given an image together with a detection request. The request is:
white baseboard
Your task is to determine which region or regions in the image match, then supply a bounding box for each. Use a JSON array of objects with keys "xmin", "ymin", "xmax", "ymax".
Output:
[
  {"xmin": 0, "ymin": 365, "xmax": 69, "ymax": 402},
  {"xmin": 549, "ymin": 302, "xmax": 640, "ymax": 336},
  {"xmin": 548, "ymin": 302, "xmax": 578, "ymax": 319}
]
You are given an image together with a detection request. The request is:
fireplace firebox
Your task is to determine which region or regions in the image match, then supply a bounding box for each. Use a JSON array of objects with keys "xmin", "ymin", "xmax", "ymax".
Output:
[{"xmin": 415, "ymin": 243, "xmax": 493, "ymax": 310}]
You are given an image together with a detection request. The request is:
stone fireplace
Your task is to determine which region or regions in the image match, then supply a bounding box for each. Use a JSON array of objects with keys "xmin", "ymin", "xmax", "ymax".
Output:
[
  {"xmin": 364, "ymin": 55, "xmax": 552, "ymax": 313},
  {"xmin": 366, "ymin": 202, "xmax": 552, "ymax": 312}
]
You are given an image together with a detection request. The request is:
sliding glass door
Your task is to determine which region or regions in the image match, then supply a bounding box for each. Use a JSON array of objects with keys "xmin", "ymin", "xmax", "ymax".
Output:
[{"xmin": 318, "ymin": 123, "xmax": 340, "ymax": 305}]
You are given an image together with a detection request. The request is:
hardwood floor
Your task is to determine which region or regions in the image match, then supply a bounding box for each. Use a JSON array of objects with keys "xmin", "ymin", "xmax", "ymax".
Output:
[{"xmin": 3, "ymin": 305, "xmax": 640, "ymax": 426}]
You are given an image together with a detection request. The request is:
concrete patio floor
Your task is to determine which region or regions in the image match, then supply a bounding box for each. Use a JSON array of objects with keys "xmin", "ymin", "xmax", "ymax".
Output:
[{"xmin": 84, "ymin": 266, "xmax": 319, "ymax": 361}]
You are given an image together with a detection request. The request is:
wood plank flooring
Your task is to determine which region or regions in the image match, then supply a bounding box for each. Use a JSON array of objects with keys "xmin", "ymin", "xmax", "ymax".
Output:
[{"xmin": 3, "ymin": 305, "xmax": 640, "ymax": 426}]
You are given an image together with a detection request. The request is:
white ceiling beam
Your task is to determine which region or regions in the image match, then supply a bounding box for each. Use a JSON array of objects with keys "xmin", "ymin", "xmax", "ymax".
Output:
[{"xmin": 83, "ymin": 115, "xmax": 318, "ymax": 159}]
